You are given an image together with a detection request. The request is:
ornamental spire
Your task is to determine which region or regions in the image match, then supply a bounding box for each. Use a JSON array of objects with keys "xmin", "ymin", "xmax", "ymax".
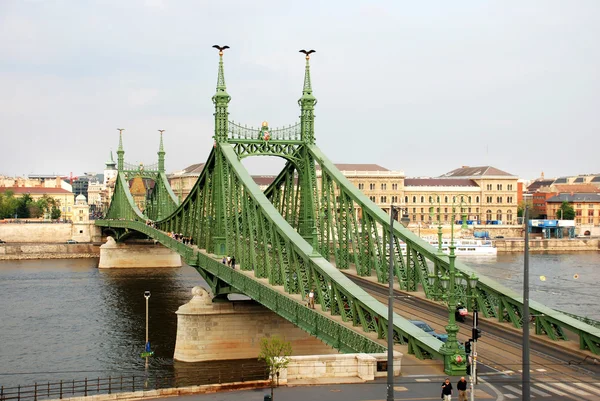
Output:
[
  {"xmin": 158, "ymin": 129, "xmax": 165, "ymax": 172},
  {"xmin": 212, "ymin": 45, "xmax": 231, "ymax": 142},
  {"xmin": 298, "ymin": 50, "xmax": 316, "ymax": 143},
  {"xmin": 117, "ymin": 128, "xmax": 125, "ymax": 171},
  {"xmin": 299, "ymin": 49, "xmax": 316, "ymax": 97}
]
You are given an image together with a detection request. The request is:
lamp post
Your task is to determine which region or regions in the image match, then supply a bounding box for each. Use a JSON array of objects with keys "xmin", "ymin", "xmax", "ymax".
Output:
[
  {"xmin": 141, "ymin": 291, "xmax": 154, "ymax": 367},
  {"xmin": 427, "ymin": 195, "xmax": 478, "ymax": 376},
  {"xmin": 429, "ymin": 199, "xmax": 443, "ymax": 255},
  {"xmin": 386, "ymin": 205, "xmax": 409, "ymax": 401}
]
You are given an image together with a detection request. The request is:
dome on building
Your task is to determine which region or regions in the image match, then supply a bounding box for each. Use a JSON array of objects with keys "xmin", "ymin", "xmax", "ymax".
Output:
[{"xmin": 76, "ymin": 194, "xmax": 87, "ymax": 205}]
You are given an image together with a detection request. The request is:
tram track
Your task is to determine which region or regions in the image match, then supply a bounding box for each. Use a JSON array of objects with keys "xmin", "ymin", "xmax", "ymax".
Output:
[{"xmin": 345, "ymin": 273, "xmax": 600, "ymax": 383}]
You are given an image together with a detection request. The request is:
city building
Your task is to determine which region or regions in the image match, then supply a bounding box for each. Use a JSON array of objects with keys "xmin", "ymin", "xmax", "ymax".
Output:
[
  {"xmin": 546, "ymin": 193, "xmax": 600, "ymax": 227},
  {"xmin": 168, "ymin": 163, "xmax": 205, "ymax": 201},
  {"xmin": 0, "ymin": 186, "xmax": 75, "ymax": 221},
  {"xmin": 129, "ymin": 176, "xmax": 147, "ymax": 212}
]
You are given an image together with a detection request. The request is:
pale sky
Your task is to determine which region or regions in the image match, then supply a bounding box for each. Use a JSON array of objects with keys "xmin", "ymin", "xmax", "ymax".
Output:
[{"xmin": 1, "ymin": 0, "xmax": 598, "ymax": 180}]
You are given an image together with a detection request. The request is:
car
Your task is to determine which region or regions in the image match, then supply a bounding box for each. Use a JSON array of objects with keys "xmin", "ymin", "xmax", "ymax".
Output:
[
  {"xmin": 494, "ymin": 235, "xmax": 505, "ymax": 239},
  {"xmin": 0, "ymin": 239, "xmax": 6, "ymax": 244},
  {"xmin": 66, "ymin": 239, "xmax": 78, "ymax": 244},
  {"xmin": 409, "ymin": 320, "xmax": 448, "ymax": 342}
]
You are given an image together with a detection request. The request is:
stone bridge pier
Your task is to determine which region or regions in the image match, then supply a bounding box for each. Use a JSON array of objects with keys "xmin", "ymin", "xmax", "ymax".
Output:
[
  {"xmin": 174, "ymin": 286, "xmax": 339, "ymax": 362},
  {"xmin": 98, "ymin": 236, "xmax": 182, "ymax": 268}
]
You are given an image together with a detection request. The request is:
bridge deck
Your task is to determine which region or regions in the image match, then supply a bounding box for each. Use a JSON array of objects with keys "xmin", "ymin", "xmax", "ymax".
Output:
[
  {"xmin": 339, "ymin": 263, "xmax": 597, "ymax": 362},
  {"xmin": 195, "ymin": 247, "xmax": 444, "ymax": 373}
]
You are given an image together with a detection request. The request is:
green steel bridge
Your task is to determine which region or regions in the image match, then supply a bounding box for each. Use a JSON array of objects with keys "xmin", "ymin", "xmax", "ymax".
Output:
[{"xmin": 96, "ymin": 48, "xmax": 600, "ymax": 376}]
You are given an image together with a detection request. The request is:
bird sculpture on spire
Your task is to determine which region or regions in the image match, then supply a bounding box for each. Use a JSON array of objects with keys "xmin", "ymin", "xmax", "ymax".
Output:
[
  {"xmin": 299, "ymin": 49, "xmax": 316, "ymax": 59},
  {"xmin": 212, "ymin": 45, "xmax": 230, "ymax": 56}
]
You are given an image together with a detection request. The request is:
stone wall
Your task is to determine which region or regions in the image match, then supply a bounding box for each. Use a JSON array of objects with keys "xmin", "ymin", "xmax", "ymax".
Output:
[
  {"xmin": 278, "ymin": 352, "xmax": 402, "ymax": 383},
  {"xmin": 98, "ymin": 237, "xmax": 182, "ymax": 268},
  {"xmin": 494, "ymin": 238, "xmax": 600, "ymax": 252},
  {"xmin": 0, "ymin": 222, "xmax": 101, "ymax": 243},
  {"xmin": 0, "ymin": 243, "xmax": 99, "ymax": 260},
  {"xmin": 174, "ymin": 287, "xmax": 339, "ymax": 362}
]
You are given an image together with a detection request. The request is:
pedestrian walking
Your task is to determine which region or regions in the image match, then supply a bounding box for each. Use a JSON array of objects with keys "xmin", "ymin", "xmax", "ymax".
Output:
[
  {"xmin": 456, "ymin": 377, "xmax": 468, "ymax": 401},
  {"xmin": 230, "ymin": 256, "xmax": 236, "ymax": 269},
  {"xmin": 222, "ymin": 256, "xmax": 227, "ymax": 264},
  {"xmin": 308, "ymin": 289, "xmax": 315, "ymax": 309},
  {"xmin": 441, "ymin": 378, "xmax": 453, "ymax": 401}
]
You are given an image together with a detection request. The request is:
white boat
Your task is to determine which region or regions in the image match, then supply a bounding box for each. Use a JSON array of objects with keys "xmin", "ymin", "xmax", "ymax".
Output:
[
  {"xmin": 428, "ymin": 238, "xmax": 497, "ymax": 256},
  {"xmin": 399, "ymin": 238, "xmax": 497, "ymax": 256}
]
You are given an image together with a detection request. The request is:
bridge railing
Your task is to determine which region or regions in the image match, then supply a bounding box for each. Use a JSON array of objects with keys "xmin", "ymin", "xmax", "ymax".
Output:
[{"xmin": 309, "ymin": 144, "xmax": 600, "ymax": 354}]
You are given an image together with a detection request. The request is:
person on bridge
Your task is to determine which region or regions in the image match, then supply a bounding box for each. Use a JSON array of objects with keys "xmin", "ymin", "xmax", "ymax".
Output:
[
  {"xmin": 308, "ymin": 289, "xmax": 315, "ymax": 309},
  {"xmin": 456, "ymin": 376, "xmax": 468, "ymax": 401},
  {"xmin": 230, "ymin": 256, "xmax": 236, "ymax": 269},
  {"xmin": 441, "ymin": 378, "xmax": 453, "ymax": 400}
]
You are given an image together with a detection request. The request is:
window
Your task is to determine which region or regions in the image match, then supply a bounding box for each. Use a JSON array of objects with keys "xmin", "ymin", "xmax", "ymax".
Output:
[
  {"xmin": 576, "ymin": 210, "xmax": 582, "ymax": 216},
  {"xmin": 369, "ymin": 183, "xmax": 375, "ymax": 190},
  {"xmin": 486, "ymin": 184, "xmax": 492, "ymax": 191},
  {"xmin": 412, "ymin": 208, "xmax": 416, "ymax": 213},
  {"xmin": 428, "ymin": 215, "xmax": 432, "ymax": 221},
  {"xmin": 445, "ymin": 196, "xmax": 448, "ymax": 203},
  {"xmin": 405, "ymin": 196, "xmax": 409, "ymax": 203},
  {"xmin": 507, "ymin": 210, "xmax": 513, "ymax": 223},
  {"xmin": 468, "ymin": 207, "xmax": 471, "ymax": 213},
  {"xmin": 508, "ymin": 184, "xmax": 513, "ymax": 190},
  {"xmin": 358, "ymin": 183, "xmax": 364, "ymax": 190},
  {"xmin": 381, "ymin": 196, "xmax": 387, "ymax": 203},
  {"xmin": 421, "ymin": 208, "xmax": 424, "ymax": 213},
  {"xmin": 412, "ymin": 196, "xmax": 416, "ymax": 203},
  {"xmin": 476, "ymin": 208, "xmax": 479, "ymax": 213},
  {"xmin": 392, "ymin": 183, "xmax": 398, "ymax": 190},
  {"xmin": 497, "ymin": 184, "xmax": 503, "ymax": 191},
  {"xmin": 381, "ymin": 183, "xmax": 387, "ymax": 190},
  {"xmin": 589, "ymin": 210, "xmax": 595, "ymax": 216},
  {"xmin": 420, "ymin": 196, "xmax": 424, "ymax": 203},
  {"xmin": 497, "ymin": 210, "xmax": 502, "ymax": 221},
  {"xmin": 391, "ymin": 196, "xmax": 398, "ymax": 203},
  {"xmin": 421, "ymin": 215, "xmax": 424, "ymax": 221},
  {"xmin": 412, "ymin": 215, "xmax": 416, "ymax": 221},
  {"xmin": 496, "ymin": 197, "xmax": 502, "ymax": 204},
  {"xmin": 445, "ymin": 207, "xmax": 448, "ymax": 213},
  {"xmin": 486, "ymin": 196, "xmax": 493, "ymax": 203},
  {"xmin": 476, "ymin": 196, "xmax": 480, "ymax": 203},
  {"xmin": 507, "ymin": 196, "xmax": 513, "ymax": 203},
  {"xmin": 486, "ymin": 210, "xmax": 492, "ymax": 221},
  {"xmin": 444, "ymin": 215, "xmax": 448, "ymax": 222},
  {"xmin": 429, "ymin": 196, "xmax": 433, "ymax": 203},
  {"xmin": 589, "ymin": 217, "xmax": 594, "ymax": 224},
  {"xmin": 369, "ymin": 196, "xmax": 376, "ymax": 202},
  {"xmin": 436, "ymin": 196, "xmax": 440, "ymax": 202}
]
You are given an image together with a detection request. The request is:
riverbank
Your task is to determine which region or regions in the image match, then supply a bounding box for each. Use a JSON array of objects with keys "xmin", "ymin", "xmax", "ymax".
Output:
[
  {"xmin": 0, "ymin": 243, "xmax": 100, "ymax": 260},
  {"xmin": 494, "ymin": 238, "xmax": 599, "ymax": 253}
]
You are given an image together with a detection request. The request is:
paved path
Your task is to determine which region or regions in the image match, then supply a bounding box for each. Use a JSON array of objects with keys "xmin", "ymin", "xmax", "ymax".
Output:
[{"xmin": 143, "ymin": 372, "xmax": 600, "ymax": 401}]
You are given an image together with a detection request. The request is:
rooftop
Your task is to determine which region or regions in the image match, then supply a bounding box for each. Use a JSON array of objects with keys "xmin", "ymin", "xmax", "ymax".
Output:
[
  {"xmin": 404, "ymin": 178, "xmax": 478, "ymax": 187},
  {"xmin": 0, "ymin": 187, "xmax": 72, "ymax": 194},
  {"xmin": 546, "ymin": 193, "xmax": 600, "ymax": 203},
  {"xmin": 552, "ymin": 184, "xmax": 600, "ymax": 194},
  {"xmin": 440, "ymin": 165, "xmax": 514, "ymax": 178}
]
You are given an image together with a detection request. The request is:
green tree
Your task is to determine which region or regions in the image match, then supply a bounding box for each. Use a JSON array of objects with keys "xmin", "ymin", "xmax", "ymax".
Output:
[
  {"xmin": 556, "ymin": 201, "xmax": 575, "ymax": 220},
  {"xmin": 51, "ymin": 205, "xmax": 61, "ymax": 220},
  {"xmin": 15, "ymin": 194, "xmax": 34, "ymax": 218},
  {"xmin": 258, "ymin": 336, "xmax": 292, "ymax": 401},
  {"xmin": 0, "ymin": 191, "xmax": 18, "ymax": 219}
]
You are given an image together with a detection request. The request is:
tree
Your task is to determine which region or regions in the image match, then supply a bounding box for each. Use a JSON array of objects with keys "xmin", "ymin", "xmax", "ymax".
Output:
[
  {"xmin": 0, "ymin": 191, "xmax": 18, "ymax": 219},
  {"xmin": 556, "ymin": 201, "xmax": 575, "ymax": 220},
  {"xmin": 258, "ymin": 336, "xmax": 292, "ymax": 401},
  {"xmin": 15, "ymin": 194, "xmax": 33, "ymax": 219},
  {"xmin": 51, "ymin": 205, "xmax": 61, "ymax": 220}
]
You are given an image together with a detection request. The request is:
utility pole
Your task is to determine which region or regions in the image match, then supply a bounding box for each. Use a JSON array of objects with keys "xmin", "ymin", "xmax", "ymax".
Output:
[
  {"xmin": 523, "ymin": 206, "xmax": 531, "ymax": 400},
  {"xmin": 387, "ymin": 205, "xmax": 396, "ymax": 401},
  {"xmin": 470, "ymin": 310, "xmax": 479, "ymax": 401}
]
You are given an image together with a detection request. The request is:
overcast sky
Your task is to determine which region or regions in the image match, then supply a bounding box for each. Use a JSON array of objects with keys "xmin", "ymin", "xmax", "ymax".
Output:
[{"xmin": 1, "ymin": 0, "xmax": 598, "ymax": 180}]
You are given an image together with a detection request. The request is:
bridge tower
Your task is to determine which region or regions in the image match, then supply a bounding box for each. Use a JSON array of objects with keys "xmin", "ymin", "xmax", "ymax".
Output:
[
  {"xmin": 210, "ymin": 46, "xmax": 231, "ymax": 255},
  {"xmin": 297, "ymin": 51, "xmax": 319, "ymax": 250}
]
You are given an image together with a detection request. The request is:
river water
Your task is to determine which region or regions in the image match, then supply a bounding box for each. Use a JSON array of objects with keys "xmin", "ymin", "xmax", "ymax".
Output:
[{"xmin": 0, "ymin": 252, "xmax": 598, "ymax": 389}]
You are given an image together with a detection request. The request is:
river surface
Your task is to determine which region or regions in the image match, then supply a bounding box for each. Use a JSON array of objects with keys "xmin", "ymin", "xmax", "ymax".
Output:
[{"xmin": 0, "ymin": 253, "xmax": 598, "ymax": 389}]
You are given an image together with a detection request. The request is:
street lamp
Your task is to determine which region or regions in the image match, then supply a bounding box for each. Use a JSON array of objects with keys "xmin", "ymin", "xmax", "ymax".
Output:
[
  {"xmin": 429, "ymin": 199, "xmax": 444, "ymax": 255},
  {"xmin": 427, "ymin": 195, "xmax": 478, "ymax": 376},
  {"xmin": 141, "ymin": 291, "xmax": 154, "ymax": 363},
  {"xmin": 386, "ymin": 205, "xmax": 409, "ymax": 401}
]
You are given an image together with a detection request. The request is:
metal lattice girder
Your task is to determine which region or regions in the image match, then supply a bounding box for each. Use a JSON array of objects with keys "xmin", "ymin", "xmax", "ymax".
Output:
[
  {"xmin": 146, "ymin": 172, "xmax": 180, "ymax": 221},
  {"xmin": 309, "ymin": 144, "xmax": 600, "ymax": 353}
]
